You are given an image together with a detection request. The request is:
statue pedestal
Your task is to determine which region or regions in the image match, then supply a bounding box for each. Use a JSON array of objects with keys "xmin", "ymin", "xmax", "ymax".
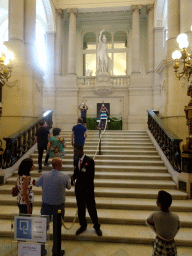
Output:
[{"xmin": 95, "ymin": 73, "xmax": 113, "ymax": 97}]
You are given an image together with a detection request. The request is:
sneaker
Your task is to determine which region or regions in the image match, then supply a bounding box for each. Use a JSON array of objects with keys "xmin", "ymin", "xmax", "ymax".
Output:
[{"xmin": 44, "ymin": 163, "xmax": 50, "ymax": 166}]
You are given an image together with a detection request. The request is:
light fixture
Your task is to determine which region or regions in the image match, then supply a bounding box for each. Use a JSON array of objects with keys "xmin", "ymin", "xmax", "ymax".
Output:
[
  {"xmin": 0, "ymin": 43, "xmax": 14, "ymax": 86},
  {"xmin": 0, "ymin": 43, "xmax": 14, "ymax": 116},
  {"xmin": 172, "ymin": 33, "xmax": 192, "ymax": 153},
  {"xmin": 172, "ymin": 33, "xmax": 192, "ymax": 81}
]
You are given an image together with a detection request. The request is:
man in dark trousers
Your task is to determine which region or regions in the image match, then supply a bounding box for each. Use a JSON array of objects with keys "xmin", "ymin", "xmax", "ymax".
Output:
[
  {"xmin": 71, "ymin": 118, "xmax": 87, "ymax": 167},
  {"xmin": 71, "ymin": 144, "xmax": 102, "ymax": 236},
  {"xmin": 35, "ymin": 121, "xmax": 50, "ymax": 173},
  {"xmin": 78, "ymin": 103, "xmax": 88, "ymax": 127}
]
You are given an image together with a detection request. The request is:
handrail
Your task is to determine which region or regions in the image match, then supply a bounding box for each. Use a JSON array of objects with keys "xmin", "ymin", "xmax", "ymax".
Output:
[
  {"xmin": 1, "ymin": 110, "xmax": 53, "ymax": 169},
  {"xmin": 147, "ymin": 110, "xmax": 182, "ymax": 173}
]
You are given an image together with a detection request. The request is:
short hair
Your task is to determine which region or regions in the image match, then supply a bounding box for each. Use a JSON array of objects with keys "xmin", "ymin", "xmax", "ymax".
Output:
[
  {"xmin": 157, "ymin": 190, "xmax": 172, "ymax": 211},
  {"xmin": 18, "ymin": 158, "xmax": 34, "ymax": 176},
  {"xmin": 53, "ymin": 128, "xmax": 61, "ymax": 136},
  {"xmin": 52, "ymin": 157, "xmax": 62, "ymax": 169},
  {"xmin": 39, "ymin": 121, "xmax": 44, "ymax": 126},
  {"xmin": 78, "ymin": 118, "xmax": 83, "ymax": 124}
]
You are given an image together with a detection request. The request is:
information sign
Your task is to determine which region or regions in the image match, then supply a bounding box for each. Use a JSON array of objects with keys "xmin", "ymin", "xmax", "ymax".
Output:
[
  {"xmin": 18, "ymin": 242, "xmax": 41, "ymax": 256},
  {"xmin": 14, "ymin": 216, "xmax": 47, "ymax": 243}
]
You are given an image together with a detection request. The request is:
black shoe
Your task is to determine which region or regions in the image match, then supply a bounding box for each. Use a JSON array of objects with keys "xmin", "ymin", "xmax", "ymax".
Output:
[
  {"xmin": 76, "ymin": 227, "xmax": 87, "ymax": 235},
  {"xmin": 95, "ymin": 228, "xmax": 102, "ymax": 236},
  {"xmin": 44, "ymin": 162, "xmax": 50, "ymax": 166},
  {"xmin": 39, "ymin": 169, "xmax": 42, "ymax": 173},
  {"xmin": 41, "ymin": 249, "xmax": 47, "ymax": 256},
  {"xmin": 52, "ymin": 249, "xmax": 65, "ymax": 256}
]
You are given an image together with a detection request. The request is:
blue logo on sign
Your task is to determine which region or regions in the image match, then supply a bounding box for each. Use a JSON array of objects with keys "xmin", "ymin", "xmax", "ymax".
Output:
[{"xmin": 16, "ymin": 218, "xmax": 32, "ymax": 239}]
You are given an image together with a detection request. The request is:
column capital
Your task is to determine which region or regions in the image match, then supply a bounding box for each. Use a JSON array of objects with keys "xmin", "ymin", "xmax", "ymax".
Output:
[
  {"xmin": 131, "ymin": 5, "xmax": 142, "ymax": 14},
  {"xmin": 56, "ymin": 9, "xmax": 63, "ymax": 17},
  {"xmin": 67, "ymin": 8, "xmax": 77, "ymax": 17},
  {"xmin": 147, "ymin": 4, "xmax": 154, "ymax": 13}
]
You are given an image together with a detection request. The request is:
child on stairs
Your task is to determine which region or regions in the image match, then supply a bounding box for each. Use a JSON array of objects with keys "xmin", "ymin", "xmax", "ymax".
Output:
[{"xmin": 146, "ymin": 190, "xmax": 180, "ymax": 256}]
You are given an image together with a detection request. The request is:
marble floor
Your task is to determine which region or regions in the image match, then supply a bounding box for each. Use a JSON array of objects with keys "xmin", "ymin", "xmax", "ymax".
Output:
[{"xmin": 1, "ymin": 238, "xmax": 192, "ymax": 256}]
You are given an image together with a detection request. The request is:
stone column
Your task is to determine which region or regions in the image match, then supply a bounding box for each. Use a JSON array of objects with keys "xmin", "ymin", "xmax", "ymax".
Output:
[
  {"xmin": 1, "ymin": 0, "xmax": 42, "ymax": 140},
  {"xmin": 131, "ymin": 5, "xmax": 141, "ymax": 74},
  {"xmin": 165, "ymin": 0, "xmax": 181, "ymax": 133},
  {"xmin": 24, "ymin": 0, "xmax": 36, "ymax": 66},
  {"xmin": 45, "ymin": 32, "xmax": 55, "ymax": 87},
  {"xmin": 67, "ymin": 8, "xmax": 77, "ymax": 75},
  {"xmin": 180, "ymin": 0, "xmax": 192, "ymax": 33},
  {"xmin": 166, "ymin": 0, "xmax": 180, "ymax": 58},
  {"xmin": 9, "ymin": 0, "xmax": 24, "ymax": 41},
  {"xmin": 55, "ymin": 9, "xmax": 63, "ymax": 75},
  {"xmin": 147, "ymin": 4, "xmax": 154, "ymax": 73}
]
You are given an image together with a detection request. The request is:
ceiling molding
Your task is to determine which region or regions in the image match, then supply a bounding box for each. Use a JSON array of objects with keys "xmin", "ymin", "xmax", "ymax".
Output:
[{"xmin": 56, "ymin": 0, "xmax": 154, "ymax": 10}]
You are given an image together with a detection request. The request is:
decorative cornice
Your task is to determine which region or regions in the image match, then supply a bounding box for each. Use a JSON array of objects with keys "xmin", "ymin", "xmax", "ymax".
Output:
[
  {"xmin": 131, "ymin": 5, "xmax": 142, "ymax": 14},
  {"xmin": 156, "ymin": 58, "xmax": 177, "ymax": 75},
  {"xmin": 56, "ymin": 9, "xmax": 63, "ymax": 17},
  {"xmin": 67, "ymin": 8, "xmax": 77, "ymax": 17},
  {"xmin": 147, "ymin": 4, "xmax": 154, "ymax": 14}
]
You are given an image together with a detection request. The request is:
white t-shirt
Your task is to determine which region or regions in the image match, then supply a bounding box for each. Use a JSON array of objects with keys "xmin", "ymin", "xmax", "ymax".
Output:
[{"xmin": 147, "ymin": 211, "xmax": 180, "ymax": 240}]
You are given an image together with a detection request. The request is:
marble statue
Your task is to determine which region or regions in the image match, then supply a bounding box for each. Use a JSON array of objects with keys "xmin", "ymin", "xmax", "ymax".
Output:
[{"xmin": 97, "ymin": 30, "xmax": 109, "ymax": 73}]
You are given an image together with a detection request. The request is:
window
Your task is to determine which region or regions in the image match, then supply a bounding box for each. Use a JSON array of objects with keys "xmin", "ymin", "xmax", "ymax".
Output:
[
  {"xmin": 0, "ymin": 8, "xmax": 8, "ymax": 44},
  {"xmin": 0, "ymin": 1, "xmax": 47, "ymax": 70}
]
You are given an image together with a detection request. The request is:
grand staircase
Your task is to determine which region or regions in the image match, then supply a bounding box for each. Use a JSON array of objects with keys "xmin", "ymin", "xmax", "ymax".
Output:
[{"xmin": 0, "ymin": 130, "xmax": 192, "ymax": 252}]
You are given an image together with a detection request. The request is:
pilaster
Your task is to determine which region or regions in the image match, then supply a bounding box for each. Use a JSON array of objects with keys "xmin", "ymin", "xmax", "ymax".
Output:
[
  {"xmin": 67, "ymin": 8, "xmax": 77, "ymax": 75},
  {"xmin": 131, "ymin": 5, "xmax": 142, "ymax": 74}
]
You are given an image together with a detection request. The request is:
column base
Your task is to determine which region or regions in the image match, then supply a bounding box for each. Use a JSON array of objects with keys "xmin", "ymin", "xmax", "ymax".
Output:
[{"xmin": 177, "ymin": 172, "xmax": 192, "ymax": 198}]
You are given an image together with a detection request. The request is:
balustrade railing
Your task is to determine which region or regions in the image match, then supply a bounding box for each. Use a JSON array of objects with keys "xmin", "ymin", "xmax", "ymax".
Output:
[
  {"xmin": 77, "ymin": 75, "xmax": 129, "ymax": 87},
  {"xmin": 111, "ymin": 76, "xmax": 129, "ymax": 86},
  {"xmin": 147, "ymin": 110, "xmax": 182, "ymax": 173},
  {"xmin": 78, "ymin": 76, "xmax": 96, "ymax": 86},
  {"xmin": 1, "ymin": 110, "xmax": 53, "ymax": 169}
]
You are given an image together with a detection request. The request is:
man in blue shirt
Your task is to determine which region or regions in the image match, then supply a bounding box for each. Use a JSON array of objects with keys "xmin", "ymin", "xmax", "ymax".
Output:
[
  {"xmin": 71, "ymin": 118, "xmax": 87, "ymax": 147},
  {"xmin": 72, "ymin": 118, "xmax": 87, "ymax": 167},
  {"xmin": 78, "ymin": 103, "xmax": 88, "ymax": 128},
  {"xmin": 34, "ymin": 158, "xmax": 71, "ymax": 255}
]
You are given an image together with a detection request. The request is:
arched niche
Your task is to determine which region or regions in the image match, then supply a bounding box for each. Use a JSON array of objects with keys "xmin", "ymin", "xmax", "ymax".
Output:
[
  {"xmin": 114, "ymin": 31, "xmax": 127, "ymax": 48},
  {"xmin": 83, "ymin": 32, "xmax": 96, "ymax": 50}
]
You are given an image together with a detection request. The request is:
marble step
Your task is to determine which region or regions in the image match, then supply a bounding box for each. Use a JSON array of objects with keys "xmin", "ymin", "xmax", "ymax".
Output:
[
  {"xmin": 61, "ymin": 130, "xmax": 147, "ymax": 134},
  {"xmin": 0, "ymin": 219, "xmax": 192, "ymax": 246},
  {"xmin": 0, "ymin": 180, "xmax": 176, "ymax": 198},
  {"xmin": 72, "ymin": 141, "xmax": 154, "ymax": 146},
  {"xmin": 6, "ymin": 177, "xmax": 176, "ymax": 189},
  {"xmin": 0, "ymin": 206, "xmax": 192, "ymax": 227},
  {"xmin": 55, "ymin": 159, "xmax": 165, "ymax": 167},
  {"xmin": 0, "ymin": 192, "xmax": 188, "ymax": 208},
  {"xmin": 11, "ymin": 170, "xmax": 172, "ymax": 181},
  {"xmin": 38, "ymin": 145, "xmax": 156, "ymax": 150},
  {"xmin": 63, "ymin": 135, "xmax": 151, "ymax": 139},
  {"xmin": 31, "ymin": 154, "xmax": 162, "ymax": 161},
  {"xmin": 30, "ymin": 164, "xmax": 168, "ymax": 173},
  {"xmin": 31, "ymin": 149, "xmax": 159, "ymax": 156},
  {"xmin": 64, "ymin": 138, "xmax": 152, "ymax": 142},
  {"xmin": 12, "ymin": 165, "xmax": 169, "ymax": 174}
]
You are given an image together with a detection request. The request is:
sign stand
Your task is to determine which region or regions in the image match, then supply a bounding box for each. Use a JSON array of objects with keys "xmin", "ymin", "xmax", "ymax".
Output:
[{"xmin": 11, "ymin": 214, "xmax": 50, "ymax": 256}]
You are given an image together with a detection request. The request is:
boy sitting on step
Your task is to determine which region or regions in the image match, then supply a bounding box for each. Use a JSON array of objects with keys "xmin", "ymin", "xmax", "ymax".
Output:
[{"xmin": 146, "ymin": 190, "xmax": 180, "ymax": 256}]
